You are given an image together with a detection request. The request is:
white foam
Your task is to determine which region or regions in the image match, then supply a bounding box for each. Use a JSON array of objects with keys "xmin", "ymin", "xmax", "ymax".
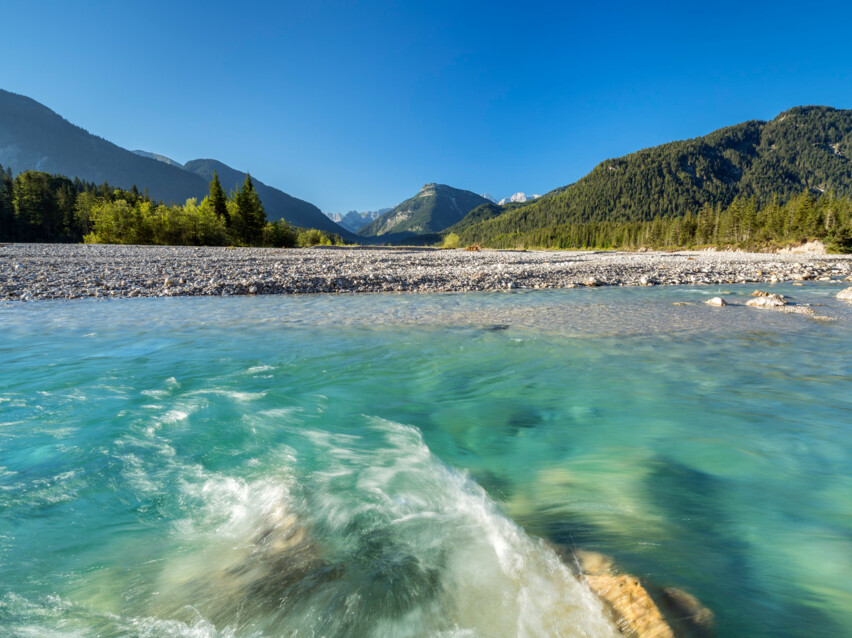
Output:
[{"xmin": 152, "ymin": 419, "xmax": 618, "ymax": 637}]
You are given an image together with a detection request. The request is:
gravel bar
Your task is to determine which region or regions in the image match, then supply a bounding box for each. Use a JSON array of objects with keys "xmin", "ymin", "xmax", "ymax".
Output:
[{"xmin": 2, "ymin": 243, "xmax": 852, "ymax": 301}]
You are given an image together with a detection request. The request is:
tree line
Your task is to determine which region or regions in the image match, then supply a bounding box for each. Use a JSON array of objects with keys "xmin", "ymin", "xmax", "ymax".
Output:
[
  {"xmin": 454, "ymin": 191, "xmax": 852, "ymax": 252},
  {"xmin": 0, "ymin": 165, "xmax": 343, "ymax": 247}
]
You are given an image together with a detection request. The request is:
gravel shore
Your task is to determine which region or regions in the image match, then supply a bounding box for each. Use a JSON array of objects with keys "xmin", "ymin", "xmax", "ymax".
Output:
[{"xmin": 2, "ymin": 243, "xmax": 852, "ymax": 301}]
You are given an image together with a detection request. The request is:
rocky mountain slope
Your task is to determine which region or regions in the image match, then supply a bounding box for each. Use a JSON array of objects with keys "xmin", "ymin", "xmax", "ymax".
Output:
[{"xmin": 357, "ymin": 183, "xmax": 490, "ymax": 240}]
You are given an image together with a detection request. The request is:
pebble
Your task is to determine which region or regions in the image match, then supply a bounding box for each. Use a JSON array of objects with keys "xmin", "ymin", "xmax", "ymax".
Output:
[{"xmin": 1, "ymin": 244, "xmax": 851, "ymax": 302}]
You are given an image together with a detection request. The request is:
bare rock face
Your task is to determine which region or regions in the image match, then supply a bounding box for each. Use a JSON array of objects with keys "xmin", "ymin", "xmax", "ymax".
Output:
[
  {"xmin": 837, "ymin": 286, "xmax": 852, "ymax": 301},
  {"xmin": 705, "ymin": 297, "xmax": 727, "ymax": 306},
  {"xmin": 746, "ymin": 293, "xmax": 787, "ymax": 308},
  {"xmin": 576, "ymin": 551, "xmax": 674, "ymax": 638}
]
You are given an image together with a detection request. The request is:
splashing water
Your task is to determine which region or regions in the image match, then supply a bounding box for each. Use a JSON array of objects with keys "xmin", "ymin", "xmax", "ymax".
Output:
[{"xmin": 2, "ymin": 284, "xmax": 851, "ymax": 637}]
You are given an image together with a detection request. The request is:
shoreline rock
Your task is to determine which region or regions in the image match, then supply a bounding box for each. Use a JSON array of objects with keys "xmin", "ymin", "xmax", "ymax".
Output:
[{"xmin": 2, "ymin": 243, "xmax": 852, "ymax": 302}]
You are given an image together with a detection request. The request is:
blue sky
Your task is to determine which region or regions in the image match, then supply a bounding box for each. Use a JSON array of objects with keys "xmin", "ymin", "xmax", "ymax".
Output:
[{"xmin": 3, "ymin": 0, "xmax": 852, "ymax": 212}]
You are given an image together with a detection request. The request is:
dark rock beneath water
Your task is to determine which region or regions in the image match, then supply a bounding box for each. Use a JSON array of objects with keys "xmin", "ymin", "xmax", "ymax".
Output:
[{"xmin": 661, "ymin": 587, "xmax": 714, "ymax": 629}]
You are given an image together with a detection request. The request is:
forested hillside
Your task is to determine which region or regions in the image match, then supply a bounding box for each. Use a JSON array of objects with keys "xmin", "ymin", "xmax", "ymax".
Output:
[
  {"xmin": 0, "ymin": 90, "xmax": 348, "ymax": 236},
  {"xmin": 455, "ymin": 106, "xmax": 852, "ymax": 244}
]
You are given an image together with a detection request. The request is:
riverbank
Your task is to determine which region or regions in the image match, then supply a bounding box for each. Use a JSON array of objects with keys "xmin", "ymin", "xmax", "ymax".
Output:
[{"xmin": 2, "ymin": 243, "xmax": 852, "ymax": 301}]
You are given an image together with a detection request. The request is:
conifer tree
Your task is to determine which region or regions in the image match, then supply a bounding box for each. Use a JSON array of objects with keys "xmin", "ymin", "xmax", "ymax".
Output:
[
  {"xmin": 0, "ymin": 165, "xmax": 13, "ymax": 241},
  {"xmin": 235, "ymin": 173, "xmax": 265, "ymax": 245},
  {"xmin": 208, "ymin": 171, "xmax": 229, "ymax": 226}
]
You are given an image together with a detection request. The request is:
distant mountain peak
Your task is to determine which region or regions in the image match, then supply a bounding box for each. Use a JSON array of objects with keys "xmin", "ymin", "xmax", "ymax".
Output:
[
  {"xmin": 357, "ymin": 183, "xmax": 490, "ymax": 239},
  {"xmin": 498, "ymin": 192, "xmax": 541, "ymax": 205},
  {"xmin": 132, "ymin": 150, "xmax": 184, "ymax": 168},
  {"xmin": 323, "ymin": 207, "xmax": 390, "ymax": 233}
]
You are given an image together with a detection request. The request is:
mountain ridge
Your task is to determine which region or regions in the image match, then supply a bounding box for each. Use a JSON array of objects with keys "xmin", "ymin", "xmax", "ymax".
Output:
[
  {"xmin": 0, "ymin": 89, "xmax": 349, "ymax": 236},
  {"xmin": 453, "ymin": 105, "xmax": 852, "ymax": 244},
  {"xmin": 357, "ymin": 183, "xmax": 490, "ymax": 239}
]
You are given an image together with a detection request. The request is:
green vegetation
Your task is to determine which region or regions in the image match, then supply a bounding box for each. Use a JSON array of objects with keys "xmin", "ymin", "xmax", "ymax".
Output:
[
  {"xmin": 455, "ymin": 191, "xmax": 852, "ymax": 252},
  {"xmin": 442, "ymin": 232, "xmax": 461, "ymax": 248},
  {"xmin": 455, "ymin": 106, "xmax": 852, "ymax": 243},
  {"xmin": 0, "ymin": 164, "xmax": 344, "ymax": 248},
  {"xmin": 296, "ymin": 228, "xmax": 342, "ymax": 246}
]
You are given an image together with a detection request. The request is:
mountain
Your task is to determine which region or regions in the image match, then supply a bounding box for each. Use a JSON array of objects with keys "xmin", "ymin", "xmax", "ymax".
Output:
[
  {"xmin": 182, "ymin": 159, "xmax": 350, "ymax": 236},
  {"xmin": 497, "ymin": 192, "xmax": 540, "ymax": 205},
  {"xmin": 132, "ymin": 150, "xmax": 184, "ymax": 168},
  {"xmin": 357, "ymin": 183, "xmax": 490, "ymax": 239},
  {"xmin": 456, "ymin": 106, "xmax": 852, "ymax": 244},
  {"xmin": 0, "ymin": 89, "xmax": 350, "ymax": 236},
  {"xmin": 0, "ymin": 89, "xmax": 210, "ymax": 204},
  {"xmin": 325, "ymin": 208, "xmax": 390, "ymax": 233}
]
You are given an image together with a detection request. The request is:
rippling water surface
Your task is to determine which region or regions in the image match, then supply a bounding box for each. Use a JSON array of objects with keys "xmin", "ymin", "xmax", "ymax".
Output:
[{"xmin": 2, "ymin": 284, "xmax": 851, "ymax": 637}]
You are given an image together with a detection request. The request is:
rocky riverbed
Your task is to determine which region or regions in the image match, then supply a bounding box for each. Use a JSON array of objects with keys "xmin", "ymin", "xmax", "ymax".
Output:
[{"xmin": 2, "ymin": 243, "xmax": 852, "ymax": 301}]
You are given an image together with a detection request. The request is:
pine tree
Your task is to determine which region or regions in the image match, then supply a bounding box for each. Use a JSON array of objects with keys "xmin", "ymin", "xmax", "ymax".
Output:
[
  {"xmin": 235, "ymin": 173, "xmax": 265, "ymax": 245},
  {"xmin": 0, "ymin": 165, "xmax": 13, "ymax": 241},
  {"xmin": 208, "ymin": 171, "xmax": 229, "ymax": 226}
]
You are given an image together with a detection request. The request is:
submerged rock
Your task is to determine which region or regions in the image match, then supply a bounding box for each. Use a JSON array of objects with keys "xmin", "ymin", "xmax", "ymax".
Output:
[
  {"xmin": 661, "ymin": 587, "xmax": 715, "ymax": 629},
  {"xmin": 576, "ymin": 550, "xmax": 674, "ymax": 638}
]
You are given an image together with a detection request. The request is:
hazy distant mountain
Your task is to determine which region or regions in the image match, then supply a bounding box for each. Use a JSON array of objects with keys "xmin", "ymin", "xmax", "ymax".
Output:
[
  {"xmin": 182, "ymin": 159, "xmax": 350, "ymax": 235},
  {"xmin": 497, "ymin": 192, "xmax": 540, "ymax": 205},
  {"xmin": 132, "ymin": 150, "xmax": 184, "ymax": 168},
  {"xmin": 455, "ymin": 105, "xmax": 852, "ymax": 245},
  {"xmin": 325, "ymin": 208, "xmax": 390, "ymax": 233},
  {"xmin": 481, "ymin": 193, "xmax": 497, "ymax": 203},
  {"xmin": 357, "ymin": 183, "xmax": 490, "ymax": 239},
  {"xmin": 0, "ymin": 89, "xmax": 209, "ymax": 203},
  {"xmin": 0, "ymin": 89, "xmax": 350, "ymax": 236}
]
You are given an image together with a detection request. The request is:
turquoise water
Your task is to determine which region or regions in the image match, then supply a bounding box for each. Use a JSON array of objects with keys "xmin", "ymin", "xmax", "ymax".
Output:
[{"xmin": 1, "ymin": 284, "xmax": 851, "ymax": 637}]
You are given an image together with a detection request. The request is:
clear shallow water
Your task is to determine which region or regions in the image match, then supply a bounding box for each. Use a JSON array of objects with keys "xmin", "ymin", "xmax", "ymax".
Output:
[{"xmin": 1, "ymin": 284, "xmax": 851, "ymax": 637}]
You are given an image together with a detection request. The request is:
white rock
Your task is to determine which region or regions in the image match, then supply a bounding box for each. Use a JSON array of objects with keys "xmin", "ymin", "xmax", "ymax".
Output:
[
  {"xmin": 746, "ymin": 294, "xmax": 787, "ymax": 308},
  {"xmin": 836, "ymin": 287, "xmax": 852, "ymax": 301},
  {"xmin": 705, "ymin": 297, "xmax": 727, "ymax": 306}
]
